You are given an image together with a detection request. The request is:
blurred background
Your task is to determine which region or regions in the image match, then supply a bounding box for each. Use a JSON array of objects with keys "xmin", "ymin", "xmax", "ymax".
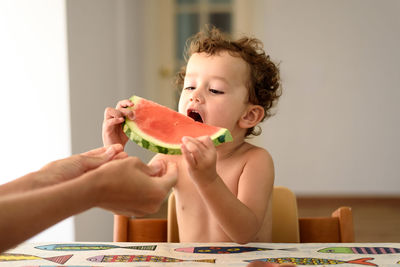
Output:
[{"xmin": 0, "ymin": 0, "xmax": 399, "ymax": 243}]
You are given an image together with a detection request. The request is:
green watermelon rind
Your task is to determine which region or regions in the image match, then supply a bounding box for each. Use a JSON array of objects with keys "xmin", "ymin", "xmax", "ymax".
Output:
[{"xmin": 123, "ymin": 96, "xmax": 233, "ymax": 155}]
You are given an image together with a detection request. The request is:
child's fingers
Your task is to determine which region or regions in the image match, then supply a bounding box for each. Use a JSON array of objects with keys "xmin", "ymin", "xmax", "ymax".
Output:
[
  {"xmin": 116, "ymin": 99, "xmax": 134, "ymax": 109},
  {"xmin": 181, "ymin": 137, "xmax": 204, "ymax": 159},
  {"xmin": 198, "ymin": 136, "xmax": 214, "ymax": 149},
  {"xmin": 119, "ymin": 109, "xmax": 135, "ymax": 120},
  {"xmin": 187, "ymin": 136, "xmax": 208, "ymax": 148},
  {"xmin": 105, "ymin": 117, "xmax": 125, "ymax": 127},
  {"xmin": 181, "ymin": 143, "xmax": 196, "ymax": 167},
  {"xmin": 104, "ymin": 107, "xmax": 123, "ymax": 120},
  {"xmin": 182, "ymin": 136, "xmax": 208, "ymax": 152},
  {"xmin": 181, "ymin": 137, "xmax": 195, "ymax": 151},
  {"xmin": 104, "ymin": 107, "xmax": 134, "ymax": 122}
]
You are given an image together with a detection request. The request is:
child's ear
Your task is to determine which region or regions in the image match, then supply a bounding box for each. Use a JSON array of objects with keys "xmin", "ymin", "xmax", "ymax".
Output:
[{"xmin": 239, "ymin": 105, "xmax": 265, "ymax": 129}]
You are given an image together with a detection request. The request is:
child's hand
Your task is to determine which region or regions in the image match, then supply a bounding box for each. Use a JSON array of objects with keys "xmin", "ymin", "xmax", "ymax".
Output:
[
  {"xmin": 181, "ymin": 136, "xmax": 218, "ymax": 186},
  {"xmin": 102, "ymin": 99, "xmax": 135, "ymax": 147}
]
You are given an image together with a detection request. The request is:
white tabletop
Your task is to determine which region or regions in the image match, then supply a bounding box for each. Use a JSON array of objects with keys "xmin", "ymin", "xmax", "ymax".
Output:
[{"xmin": 1, "ymin": 242, "xmax": 400, "ymax": 266}]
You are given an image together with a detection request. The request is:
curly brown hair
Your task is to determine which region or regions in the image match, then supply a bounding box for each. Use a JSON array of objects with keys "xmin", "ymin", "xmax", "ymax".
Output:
[{"xmin": 176, "ymin": 27, "xmax": 282, "ymax": 137}]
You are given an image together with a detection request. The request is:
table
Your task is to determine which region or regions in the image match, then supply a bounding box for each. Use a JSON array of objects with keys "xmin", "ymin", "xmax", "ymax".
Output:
[{"xmin": 1, "ymin": 242, "xmax": 400, "ymax": 266}]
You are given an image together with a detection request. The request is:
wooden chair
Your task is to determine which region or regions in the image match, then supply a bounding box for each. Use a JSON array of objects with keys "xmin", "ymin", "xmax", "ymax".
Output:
[
  {"xmin": 113, "ymin": 186, "xmax": 354, "ymax": 243},
  {"xmin": 271, "ymin": 186, "xmax": 355, "ymax": 243},
  {"xmin": 113, "ymin": 193, "xmax": 176, "ymax": 242}
]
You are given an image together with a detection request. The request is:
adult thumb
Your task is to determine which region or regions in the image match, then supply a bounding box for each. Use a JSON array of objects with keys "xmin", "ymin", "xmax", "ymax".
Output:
[{"xmin": 158, "ymin": 162, "xmax": 178, "ymax": 188}]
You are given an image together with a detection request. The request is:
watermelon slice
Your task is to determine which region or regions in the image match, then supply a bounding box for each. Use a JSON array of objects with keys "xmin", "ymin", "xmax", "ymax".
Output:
[{"xmin": 123, "ymin": 95, "xmax": 233, "ymax": 154}]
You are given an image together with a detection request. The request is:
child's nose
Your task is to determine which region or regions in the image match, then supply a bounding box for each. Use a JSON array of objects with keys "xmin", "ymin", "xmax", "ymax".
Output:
[{"xmin": 190, "ymin": 90, "xmax": 204, "ymax": 103}]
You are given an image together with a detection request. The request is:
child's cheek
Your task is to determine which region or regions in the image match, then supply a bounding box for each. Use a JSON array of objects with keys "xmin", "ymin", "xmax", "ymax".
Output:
[{"xmin": 178, "ymin": 100, "xmax": 186, "ymax": 115}]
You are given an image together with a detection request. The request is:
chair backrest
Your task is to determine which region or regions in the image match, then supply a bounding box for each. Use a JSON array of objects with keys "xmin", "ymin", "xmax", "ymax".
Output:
[
  {"xmin": 113, "ymin": 215, "xmax": 167, "ymax": 242},
  {"xmin": 113, "ymin": 193, "xmax": 176, "ymax": 242},
  {"xmin": 271, "ymin": 186, "xmax": 300, "ymax": 242},
  {"xmin": 299, "ymin": 206, "xmax": 354, "ymax": 242},
  {"xmin": 113, "ymin": 186, "xmax": 354, "ymax": 243}
]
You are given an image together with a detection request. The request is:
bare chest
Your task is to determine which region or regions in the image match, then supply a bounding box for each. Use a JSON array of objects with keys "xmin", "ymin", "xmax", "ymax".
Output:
[
  {"xmin": 173, "ymin": 159, "xmax": 246, "ymax": 241},
  {"xmin": 176, "ymin": 158, "xmax": 244, "ymax": 194}
]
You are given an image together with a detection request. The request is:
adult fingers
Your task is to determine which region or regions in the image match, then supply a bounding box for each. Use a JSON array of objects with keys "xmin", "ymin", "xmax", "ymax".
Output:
[
  {"xmin": 126, "ymin": 157, "xmax": 160, "ymax": 177},
  {"xmin": 81, "ymin": 146, "xmax": 109, "ymax": 156},
  {"xmin": 80, "ymin": 146, "xmax": 120, "ymax": 171},
  {"xmin": 82, "ymin": 144, "xmax": 123, "ymax": 157},
  {"xmin": 113, "ymin": 151, "xmax": 129, "ymax": 160}
]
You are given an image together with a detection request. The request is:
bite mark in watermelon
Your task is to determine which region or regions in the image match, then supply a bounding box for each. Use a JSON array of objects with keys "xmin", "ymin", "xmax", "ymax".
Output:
[{"xmin": 123, "ymin": 95, "xmax": 233, "ymax": 154}]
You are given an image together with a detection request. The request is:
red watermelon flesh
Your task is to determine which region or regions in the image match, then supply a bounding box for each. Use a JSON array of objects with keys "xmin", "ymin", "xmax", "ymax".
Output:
[{"xmin": 123, "ymin": 95, "xmax": 233, "ymax": 154}]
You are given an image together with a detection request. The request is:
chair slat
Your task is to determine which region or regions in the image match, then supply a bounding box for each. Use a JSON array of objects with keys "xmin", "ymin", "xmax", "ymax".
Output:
[{"xmin": 127, "ymin": 218, "xmax": 167, "ymax": 242}]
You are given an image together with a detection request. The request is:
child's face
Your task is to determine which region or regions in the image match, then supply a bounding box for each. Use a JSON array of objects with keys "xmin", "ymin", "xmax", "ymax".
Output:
[{"xmin": 178, "ymin": 51, "xmax": 250, "ymax": 132}]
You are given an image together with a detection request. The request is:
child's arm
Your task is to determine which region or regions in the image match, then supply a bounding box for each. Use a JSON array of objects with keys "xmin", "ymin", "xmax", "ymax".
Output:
[
  {"xmin": 102, "ymin": 99, "xmax": 135, "ymax": 147},
  {"xmin": 181, "ymin": 136, "xmax": 274, "ymax": 244}
]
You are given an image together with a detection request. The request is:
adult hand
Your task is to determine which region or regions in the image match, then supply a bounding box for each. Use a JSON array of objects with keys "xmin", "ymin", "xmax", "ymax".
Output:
[
  {"xmin": 102, "ymin": 99, "xmax": 135, "ymax": 147},
  {"xmin": 92, "ymin": 156, "xmax": 178, "ymax": 217},
  {"xmin": 38, "ymin": 144, "xmax": 126, "ymax": 187}
]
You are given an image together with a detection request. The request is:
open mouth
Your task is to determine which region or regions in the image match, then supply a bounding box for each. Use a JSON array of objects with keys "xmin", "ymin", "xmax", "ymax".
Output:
[{"xmin": 187, "ymin": 109, "xmax": 203, "ymax": 123}]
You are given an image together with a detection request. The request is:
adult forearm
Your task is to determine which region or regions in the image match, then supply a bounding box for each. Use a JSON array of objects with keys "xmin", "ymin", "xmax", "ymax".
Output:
[
  {"xmin": 0, "ymin": 175, "xmax": 95, "ymax": 253},
  {"xmin": 0, "ymin": 171, "xmax": 48, "ymax": 195},
  {"xmin": 196, "ymin": 176, "xmax": 260, "ymax": 244}
]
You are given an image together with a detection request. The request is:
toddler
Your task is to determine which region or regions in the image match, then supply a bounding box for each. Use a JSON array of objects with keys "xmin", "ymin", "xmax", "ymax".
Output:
[{"xmin": 103, "ymin": 27, "xmax": 281, "ymax": 243}]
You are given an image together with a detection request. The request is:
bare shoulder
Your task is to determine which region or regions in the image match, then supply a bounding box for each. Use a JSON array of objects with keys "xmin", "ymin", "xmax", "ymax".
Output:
[
  {"xmin": 239, "ymin": 142, "xmax": 273, "ymax": 165},
  {"xmin": 237, "ymin": 143, "xmax": 275, "ymax": 186},
  {"xmin": 236, "ymin": 143, "xmax": 274, "ymax": 208}
]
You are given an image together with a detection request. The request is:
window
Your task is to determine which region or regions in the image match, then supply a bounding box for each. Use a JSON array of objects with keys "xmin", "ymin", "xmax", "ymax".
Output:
[{"xmin": 175, "ymin": 0, "xmax": 233, "ymax": 65}]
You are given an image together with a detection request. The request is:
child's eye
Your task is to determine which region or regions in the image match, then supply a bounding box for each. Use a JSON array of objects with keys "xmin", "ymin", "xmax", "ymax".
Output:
[
  {"xmin": 184, "ymin": 86, "xmax": 196, "ymax": 90},
  {"xmin": 209, "ymin": 89, "xmax": 224, "ymax": 94}
]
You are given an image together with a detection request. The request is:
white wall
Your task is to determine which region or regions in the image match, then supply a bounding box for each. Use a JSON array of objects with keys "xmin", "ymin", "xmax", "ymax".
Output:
[
  {"xmin": 0, "ymin": 0, "xmax": 73, "ymax": 241},
  {"xmin": 252, "ymin": 0, "xmax": 400, "ymax": 195},
  {"xmin": 66, "ymin": 0, "xmax": 155, "ymax": 241}
]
